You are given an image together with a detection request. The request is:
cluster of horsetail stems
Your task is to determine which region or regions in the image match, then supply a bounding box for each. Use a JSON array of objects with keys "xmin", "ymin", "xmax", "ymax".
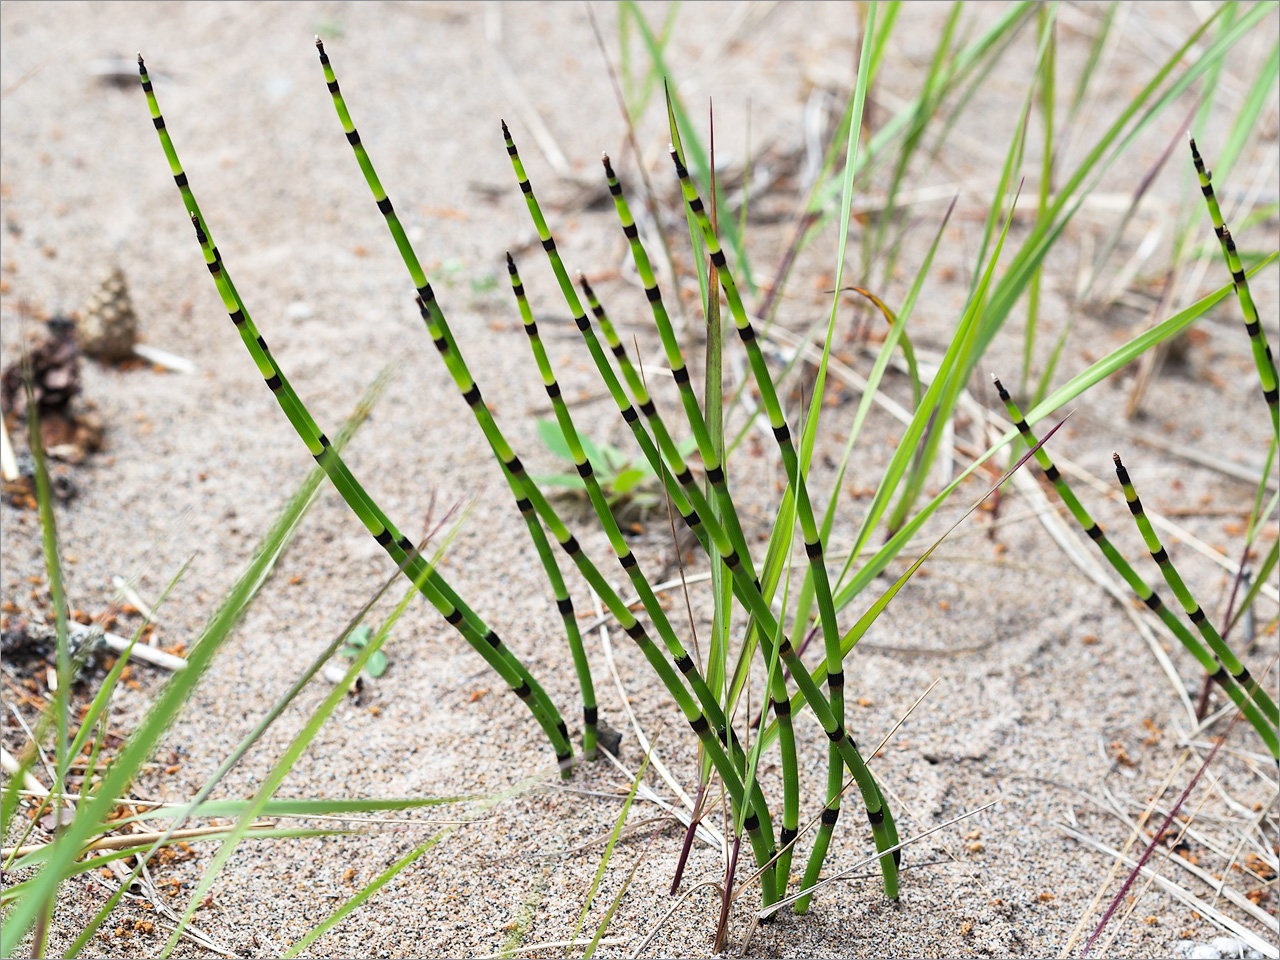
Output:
[
  {"xmin": 991, "ymin": 137, "xmax": 1280, "ymax": 760},
  {"xmin": 163, "ymin": 23, "xmax": 1280, "ymax": 913}
]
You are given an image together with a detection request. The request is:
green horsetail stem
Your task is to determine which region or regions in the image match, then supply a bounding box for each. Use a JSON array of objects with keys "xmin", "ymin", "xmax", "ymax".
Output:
[
  {"xmin": 501, "ymin": 132, "xmax": 806, "ymax": 842},
  {"xmin": 313, "ymin": 39, "xmax": 598, "ymax": 759},
  {"xmin": 993, "ymin": 379, "xmax": 1278, "ymax": 757},
  {"xmin": 598, "ymin": 149, "xmax": 898, "ymax": 899},
  {"xmin": 136, "ymin": 55, "xmax": 575, "ymax": 776},
  {"xmin": 1189, "ymin": 137, "xmax": 1279, "ymax": 439},
  {"xmin": 667, "ymin": 144, "xmax": 900, "ymax": 897},
  {"xmin": 1113, "ymin": 454, "xmax": 1280, "ymax": 730},
  {"xmin": 312, "ymin": 39, "xmax": 786, "ymax": 902},
  {"xmin": 577, "ymin": 273, "xmax": 803, "ymax": 895},
  {"xmin": 502, "ymin": 255, "xmax": 782, "ymax": 902}
]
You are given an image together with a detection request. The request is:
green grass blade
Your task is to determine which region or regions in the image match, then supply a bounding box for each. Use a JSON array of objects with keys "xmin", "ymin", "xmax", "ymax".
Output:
[{"xmin": 282, "ymin": 772, "xmax": 554, "ymax": 959}]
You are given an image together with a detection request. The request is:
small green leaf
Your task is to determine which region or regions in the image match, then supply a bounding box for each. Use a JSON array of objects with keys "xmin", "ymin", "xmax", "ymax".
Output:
[
  {"xmin": 366, "ymin": 651, "xmax": 388, "ymax": 678},
  {"xmin": 529, "ymin": 472, "xmax": 587, "ymax": 490},
  {"xmin": 611, "ymin": 468, "xmax": 648, "ymax": 495},
  {"xmin": 536, "ymin": 419, "xmax": 575, "ymax": 461}
]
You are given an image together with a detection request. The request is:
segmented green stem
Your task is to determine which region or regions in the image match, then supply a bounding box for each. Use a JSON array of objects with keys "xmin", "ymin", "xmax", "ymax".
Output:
[
  {"xmin": 598, "ymin": 148, "xmax": 897, "ymax": 898},
  {"xmin": 578, "ymin": 275, "xmax": 804, "ymax": 886},
  {"xmin": 314, "ymin": 41, "xmax": 784, "ymax": 900},
  {"xmin": 669, "ymin": 146, "xmax": 897, "ymax": 897},
  {"xmin": 311, "ymin": 41, "xmax": 601, "ymax": 755},
  {"xmin": 1113, "ymin": 454, "xmax": 1279, "ymax": 729},
  {"xmin": 1189, "ymin": 137, "xmax": 1279, "ymax": 439},
  {"xmin": 994, "ymin": 378, "xmax": 1278, "ymax": 756},
  {"xmin": 138, "ymin": 55, "xmax": 575, "ymax": 775}
]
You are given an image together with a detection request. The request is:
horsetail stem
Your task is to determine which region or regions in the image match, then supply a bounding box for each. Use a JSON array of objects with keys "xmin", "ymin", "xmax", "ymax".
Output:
[
  {"xmin": 1113, "ymin": 453, "xmax": 1280, "ymax": 729},
  {"xmin": 993, "ymin": 378, "xmax": 1278, "ymax": 757},
  {"xmin": 137, "ymin": 51, "xmax": 578, "ymax": 774},
  {"xmin": 1189, "ymin": 137, "xmax": 1279, "ymax": 438},
  {"xmin": 597, "ymin": 145, "xmax": 897, "ymax": 899},
  {"xmin": 599, "ymin": 155, "xmax": 758, "ymax": 582},
  {"xmin": 667, "ymin": 143, "xmax": 894, "ymax": 896},
  {"xmin": 313, "ymin": 41, "xmax": 787, "ymax": 902}
]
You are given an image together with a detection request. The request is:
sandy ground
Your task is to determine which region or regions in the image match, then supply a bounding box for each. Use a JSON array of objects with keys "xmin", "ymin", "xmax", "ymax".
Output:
[{"xmin": 1, "ymin": 2, "xmax": 1278, "ymax": 957}]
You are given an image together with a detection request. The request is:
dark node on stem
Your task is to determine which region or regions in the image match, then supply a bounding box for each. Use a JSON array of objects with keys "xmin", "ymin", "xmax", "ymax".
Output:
[
  {"xmin": 674, "ymin": 654, "xmax": 694, "ymax": 674},
  {"xmin": 737, "ymin": 322, "xmax": 757, "ymax": 343},
  {"xmin": 556, "ymin": 597, "xmax": 573, "ymax": 616},
  {"xmin": 541, "ymin": 237, "xmax": 555, "ymax": 252},
  {"xmin": 867, "ymin": 808, "xmax": 885, "ymax": 826},
  {"xmin": 1150, "ymin": 547, "xmax": 1169, "ymax": 566},
  {"xmin": 504, "ymin": 455, "xmax": 523, "ymax": 474},
  {"xmin": 622, "ymin": 222, "xmax": 638, "ymax": 239},
  {"xmin": 1043, "ymin": 464, "xmax": 1060, "ymax": 482},
  {"xmin": 624, "ymin": 621, "xmax": 645, "ymax": 640},
  {"xmin": 1085, "ymin": 523, "xmax": 1104, "ymax": 542},
  {"xmin": 522, "ymin": 319, "xmax": 536, "ymax": 336},
  {"xmin": 742, "ymin": 813, "xmax": 760, "ymax": 832},
  {"xmin": 513, "ymin": 681, "xmax": 532, "ymax": 699},
  {"xmin": 345, "ymin": 129, "xmax": 360, "ymax": 146},
  {"xmin": 618, "ymin": 551, "xmax": 637, "ymax": 569},
  {"xmin": 779, "ymin": 827, "xmax": 799, "ymax": 846},
  {"xmin": 583, "ymin": 705, "xmax": 598, "ymax": 725},
  {"xmin": 804, "ymin": 539, "xmax": 822, "ymax": 559},
  {"xmin": 772, "ymin": 423, "xmax": 790, "ymax": 443},
  {"xmin": 674, "ymin": 467, "xmax": 693, "ymax": 486},
  {"xmin": 1143, "ymin": 592, "xmax": 1163, "ymax": 611},
  {"xmin": 376, "ymin": 197, "xmax": 393, "ymax": 216},
  {"xmin": 562, "ymin": 535, "xmax": 580, "ymax": 555},
  {"xmin": 318, "ymin": 434, "xmax": 331, "ymax": 448},
  {"xmin": 672, "ymin": 366, "xmax": 690, "ymax": 385},
  {"xmin": 484, "ymin": 631, "xmax": 502, "ymax": 650},
  {"xmin": 621, "ymin": 405, "xmax": 638, "ymax": 423},
  {"xmin": 574, "ymin": 314, "xmax": 590, "ymax": 332},
  {"xmin": 645, "ymin": 284, "xmax": 662, "ymax": 302},
  {"xmin": 826, "ymin": 724, "xmax": 845, "ymax": 743},
  {"xmin": 827, "ymin": 670, "xmax": 844, "ymax": 689},
  {"xmin": 821, "ymin": 808, "xmax": 840, "ymax": 826},
  {"xmin": 709, "ymin": 249, "xmax": 726, "ymax": 269},
  {"xmin": 771, "ymin": 697, "xmax": 791, "ymax": 717},
  {"xmin": 688, "ymin": 715, "xmax": 709, "ymax": 735},
  {"xmin": 374, "ymin": 528, "xmax": 393, "ymax": 546},
  {"xmin": 264, "ymin": 374, "xmax": 281, "ymax": 392},
  {"xmin": 1188, "ymin": 605, "xmax": 1206, "ymax": 624},
  {"xmin": 229, "ymin": 309, "xmax": 245, "ymax": 327},
  {"xmin": 461, "ymin": 383, "xmax": 482, "ymax": 407},
  {"xmin": 256, "ymin": 335, "xmax": 269, "ymax": 353},
  {"xmin": 556, "ymin": 720, "xmax": 569, "ymax": 742},
  {"xmin": 681, "ymin": 509, "xmax": 701, "ymax": 529},
  {"xmin": 705, "ymin": 465, "xmax": 724, "ymax": 485},
  {"xmin": 515, "ymin": 497, "xmax": 533, "ymax": 514},
  {"xmin": 444, "ymin": 608, "xmax": 463, "ymax": 626},
  {"xmin": 544, "ymin": 380, "xmax": 561, "ymax": 399}
]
